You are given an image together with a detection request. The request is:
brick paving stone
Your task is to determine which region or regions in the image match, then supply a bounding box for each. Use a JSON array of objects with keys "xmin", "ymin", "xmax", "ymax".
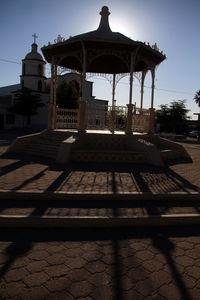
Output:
[
  {"xmin": 26, "ymin": 260, "xmax": 48, "ymax": 273},
  {"xmin": 178, "ymin": 241, "xmax": 195, "ymax": 250},
  {"xmin": 66, "ymin": 257, "xmax": 86, "ymax": 269},
  {"xmin": 101, "ymin": 253, "xmax": 114, "ymax": 265},
  {"xmin": 45, "ymin": 277, "xmax": 71, "ymax": 292},
  {"xmin": 91, "ymin": 285, "xmax": 114, "ymax": 300},
  {"xmin": 135, "ymin": 249, "xmax": 155, "ymax": 261},
  {"xmin": 87, "ymin": 272, "xmax": 113, "ymax": 286},
  {"xmin": 68, "ymin": 280, "xmax": 93, "ymax": 298},
  {"xmin": 2, "ymin": 281, "xmax": 28, "ymax": 298},
  {"xmin": 142, "ymin": 259, "xmax": 163, "ymax": 272},
  {"xmin": 159, "ymin": 283, "xmax": 185, "ymax": 300},
  {"xmin": 67, "ymin": 268, "xmax": 92, "ymax": 283},
  {"xmin": 82, "ymin": 250, "xmax": 103, "ymax": 263},
  {"xmin": 185, "ymin": 265, "xmax": 200, "ymax": 280},
  {"xmin": 28, "ymin": 250, "xmax": 49, "ymax": 261},
  {"xmin": 188, "ymin": 287, "xmax": 200, "ymax": 300},
  {"xmin": 64, "ymin": 247, "xmax": 84, "ymax": 257},
  {"xmin": 46, "ymin": 244, "xmax": 66, "ymax": 254},
  {"xmin": 123, "ymin": 289, "xmax": 144, "ymax": 300},
  {"xmin": 47, "ymin": 290, "xmax": 74, "ymax": 300},
  {"xmin": 10, "ymin": 257, "xmax": 30, "ymax": 269},
  {"xmin": 185, "ymin": 247, "xmax": 200, "ymax": 259},
  {"xmin": 78, "ymin": 297, "xmax": 94, "ymax": 300},
  {"xmin": 85, "ymin": 261, "xmax": 107, "ymax": 274},
  {"xmin": 45, "ymin": 253, "xmax": 67, "ymax": 265},
  {"xmin": 126, "ymin": 267, "xmax": 149, "ymax": 281},
  {"xmin": 4, "ymin": 267, "xmax": 29, "ymax": 282},
  {"xmin": 149, "ymin": 270, "xmax": 172, "ymax": 289},
  {"xmin": 44, "ymin": 264, "xmax": 69, "ymax": 277},
  {"xmin": 23, "ymin": 286, "xmax": 49, "ymax": 299},
  {"xmin": 135, "ymin": 278, "xmax": 154, "ymax": 297},
  {"xmin": 23, "ymin": 271, "xmax": 49, "ymax": 287},
  {"xmin": 176, "ymin": 255, "xmax": 195, "ymax": 267}
]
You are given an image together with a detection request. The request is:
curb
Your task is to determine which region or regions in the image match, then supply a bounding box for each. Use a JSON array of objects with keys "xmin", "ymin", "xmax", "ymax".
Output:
[
  {"xmin": 0, "ymin": 190, "xmax": 200, "ymax": 201},
  {"xmin": 0, "ymin": 214, "xmax": 200, "ymax": 228}
]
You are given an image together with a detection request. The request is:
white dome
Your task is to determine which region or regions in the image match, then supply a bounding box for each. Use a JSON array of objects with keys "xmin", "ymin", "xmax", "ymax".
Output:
[{"xmin": 25, "ymin": 43, "xmax": 44, "ymax": 61}]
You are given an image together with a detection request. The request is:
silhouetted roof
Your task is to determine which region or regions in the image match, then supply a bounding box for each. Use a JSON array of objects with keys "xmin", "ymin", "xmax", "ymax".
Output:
[{"xmin": 42, "ymin": 6, "xmax": 166, "ymax": 74}]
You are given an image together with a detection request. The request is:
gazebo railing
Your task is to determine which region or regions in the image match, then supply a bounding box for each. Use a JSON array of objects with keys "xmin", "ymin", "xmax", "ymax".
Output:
[
  {"xmin": 132, "ymin": 108, "xmax": 150, "ymax": 132},
  {"xmin": 56, "ymin": 107, "xmax": 78, "ymax": 129},
  {"xmin": 108, "ymin": 105, "xmax": 128, "ymax": 131},
  {"xmin": 56, "ymin": 104, "xmax": 150, "ymax": 132},
  {"xmin": 87, "ymin": 103, "xmax": 108, "ymax": 130}
]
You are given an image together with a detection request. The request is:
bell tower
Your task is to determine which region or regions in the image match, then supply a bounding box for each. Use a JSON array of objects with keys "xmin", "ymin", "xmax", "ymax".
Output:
[{"xmin": 20, "ymin": 34, "xmax": 46, "ymax": 92}]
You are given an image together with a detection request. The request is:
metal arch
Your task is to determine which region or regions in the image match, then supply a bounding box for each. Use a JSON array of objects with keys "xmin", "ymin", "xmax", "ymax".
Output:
[
  {"xmin": 86, "ymin": 48, "xmax": 130, "ymax": 70},
  {"xmin": 86, "ymin": 73, "xmax": 129, "ymax": 89}
]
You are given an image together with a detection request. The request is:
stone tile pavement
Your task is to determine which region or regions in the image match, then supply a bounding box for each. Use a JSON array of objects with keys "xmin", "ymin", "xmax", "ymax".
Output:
[
  {"xmin": 0, "ymin": 140, "xmax": 200, "ymax": 195},
  {"xmin": 0, "ymin": 227, "xmax": 200, "ymax": 299},
  {"xmin": 0, "ymin": 133, "xmax": 200, "ymax": 298}
]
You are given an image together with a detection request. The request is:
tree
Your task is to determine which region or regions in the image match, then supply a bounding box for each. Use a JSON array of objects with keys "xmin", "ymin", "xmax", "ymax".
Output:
[
  {"xmin": 56, "ymin": 80, "xmax": 79, "ymax": 109},
  {"xmin": 155, "ymin": 100, "xmax": 190, "ymax": 134},
  {"xmin": 9, "ymin": 87, "xmax": 44, "ymax": 127},
  {"xmin": 194, "ymin": 90, "xmax": 200, "ymax": 107}
]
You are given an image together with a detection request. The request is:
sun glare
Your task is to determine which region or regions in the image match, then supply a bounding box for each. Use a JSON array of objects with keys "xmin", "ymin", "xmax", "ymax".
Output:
[{"xmin": 109, "ymin": 17, "xmax": 136, "ymax": 39}]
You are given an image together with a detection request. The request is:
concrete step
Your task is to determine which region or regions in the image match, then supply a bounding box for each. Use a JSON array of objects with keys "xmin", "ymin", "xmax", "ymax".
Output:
[
  {"xmin": 70, "ymin": 149, "xmax": 147, "ymax": 163},
  {"xmin": 22, "ymin": 147, "xmax": 57, "ymax": 158},
  {"xmin": 160, "ymin": 149, "xmax": 184, "ymax": 161},
  {"xmin": 0, "ymin": 192, "xmax": 199, "ymax": 228},
  {"xmin": 20, "ymin": 131, "xmax": 74, "ymax": 158}
]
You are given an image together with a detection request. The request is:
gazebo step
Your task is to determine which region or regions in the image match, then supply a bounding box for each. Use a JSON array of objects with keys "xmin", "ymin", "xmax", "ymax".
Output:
[
  {"xmin": 70, "ymin": 149, "xmax": 147, "ymax": 163},
  {"xmin": 8, "ymin": 130, "xmax": 75, "ymax": 159},
  {"xmin": 22, "ymin": 147, "xmax": 57, "ymax": 158},
  {"xmin": 160, "ymin": 149, "xmax": 185, "ymax": 161}
]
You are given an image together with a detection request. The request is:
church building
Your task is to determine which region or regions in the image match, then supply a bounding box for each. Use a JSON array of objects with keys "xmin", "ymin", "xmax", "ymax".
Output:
[{"xmin": 0, "ymin": 38, "xmax": 108, "ymax": 130}]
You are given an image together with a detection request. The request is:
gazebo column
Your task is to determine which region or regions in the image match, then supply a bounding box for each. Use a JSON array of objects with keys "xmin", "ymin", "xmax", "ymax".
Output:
[
  {"xmin": 48, "ymin": 58, "xmax": 57, "ymax": 130},
  {"xmin": 110, "ymin": 73, "xmax": 116, "ymax": 134},
  {"xmin": 125, "ymin": 53, "xmax": 135, "ymax": 135},
  {"xmin": 78, "ymin": 46, "xmax": 87, "ymax": 133},
  {"xmin": 140, "ymin": 70, "xmax": 147, "ymax": 113},
  {"xmin": 148, "ymin": 67, "xmax": 155, "ymax": 134}
]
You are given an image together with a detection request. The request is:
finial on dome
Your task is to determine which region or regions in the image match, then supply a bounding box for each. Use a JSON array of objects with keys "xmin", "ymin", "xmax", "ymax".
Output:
[
  {"xmin": 32, "ymin": 33, "xmax": 38, "ymax": 44},
  {"xmin": 100, "ymin": 6, "xmax": 110, "ymax": 17},
  {"xmin": 31, "ymin": 43, "xmax": 38, "ymax": 53},
  {"xmin": 97, "ymin": 6, "xmax": 111, "ymax": 32}
]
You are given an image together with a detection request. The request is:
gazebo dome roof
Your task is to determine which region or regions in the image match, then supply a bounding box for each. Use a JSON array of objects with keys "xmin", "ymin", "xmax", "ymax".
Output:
[
  {"xmin": 71, "ymin": 6, "xmax": 133, "ymax": 42},
  {"xmin": 25, "ymin": 43, "xmax": 44, "ymax": 61},
  {"xmin": 42, "ymin": 6, "xmax": 166, "ymax": 74}
]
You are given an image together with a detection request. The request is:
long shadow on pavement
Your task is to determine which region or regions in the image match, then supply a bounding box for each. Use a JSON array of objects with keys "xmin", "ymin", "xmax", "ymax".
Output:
[{"xmin": 0, "ymin": 226, "xmax": 199, "ymax": 299}]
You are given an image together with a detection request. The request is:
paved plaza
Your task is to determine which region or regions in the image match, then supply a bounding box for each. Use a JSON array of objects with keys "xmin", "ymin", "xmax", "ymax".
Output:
[{"xmin": 0, "ymin": 131, "xmax": 200, "ymax": 299}]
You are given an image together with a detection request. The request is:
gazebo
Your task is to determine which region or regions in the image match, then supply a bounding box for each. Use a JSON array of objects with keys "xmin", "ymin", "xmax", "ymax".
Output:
[
  {"xmin": 6, "ymin": 10, "xmax": 190, "ymax": 166},
  {"xmin": 42, "ymin": 6, "xmax": 166, "ymax": 134}
]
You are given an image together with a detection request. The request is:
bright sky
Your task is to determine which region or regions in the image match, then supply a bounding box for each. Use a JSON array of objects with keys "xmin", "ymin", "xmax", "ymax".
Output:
[{"xmin": 1, "ymin": 0, "xmax": 200, "ymax": 118}]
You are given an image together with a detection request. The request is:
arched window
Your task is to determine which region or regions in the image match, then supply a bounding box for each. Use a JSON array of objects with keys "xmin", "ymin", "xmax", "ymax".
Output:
[
  {"xmin": 38, "ymin": 64, "xmax": 42, "ymax": 76},
  {"xmin": 23, "ymin": 64, "xmax": 26, "ymax": 75},
  {"xmin": 38, "ymin": 80, "xmax": 42, "ymax": 91}
]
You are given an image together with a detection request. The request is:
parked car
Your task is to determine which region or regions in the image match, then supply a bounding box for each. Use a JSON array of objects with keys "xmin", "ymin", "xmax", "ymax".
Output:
[{"xmin": 189, "ymin": 130, "xmax": 200, "ymax": 138}]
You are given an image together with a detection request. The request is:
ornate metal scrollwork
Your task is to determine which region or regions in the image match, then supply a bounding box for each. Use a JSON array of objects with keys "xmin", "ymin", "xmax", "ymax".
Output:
[{"xmin": 54, "ymin": 34, "xmax": 65, "ymax": 44}]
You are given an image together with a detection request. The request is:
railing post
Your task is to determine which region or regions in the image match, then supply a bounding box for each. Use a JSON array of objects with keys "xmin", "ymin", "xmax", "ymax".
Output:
[
  {"xmin": 125, "ymin": 103, "xmax": 134, "ymax": 134},
  {"xmin": 148, "ymin": 108, "xmax": 155, "ymax": 134},
  {"xmin": 48, "ymin": 104, "xmax": 57, "ymax": 130},
  {"xmin": 78, "ymin": 100, "xmax": 87, "ymax": 133},
  {"xmin": 110, "ymin": 108, "xmax": 115, "ymax": 134}
]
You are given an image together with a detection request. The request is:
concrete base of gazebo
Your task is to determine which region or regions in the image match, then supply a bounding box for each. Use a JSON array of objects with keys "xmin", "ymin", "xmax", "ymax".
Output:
[{"xmin": 6, "ymin": 129, "xmax": 190, "ymax": 167}]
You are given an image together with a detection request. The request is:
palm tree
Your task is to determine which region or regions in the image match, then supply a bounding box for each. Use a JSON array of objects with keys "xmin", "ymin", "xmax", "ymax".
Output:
[{"xmin": 194, "ymin": 90, "xmax": 200, "ymax": 107}]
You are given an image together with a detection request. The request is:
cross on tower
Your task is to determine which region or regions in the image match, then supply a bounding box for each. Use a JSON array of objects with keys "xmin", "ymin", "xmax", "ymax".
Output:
[{"xmin": 32, "ymin": 33, "xmax": 38, "ymax": 44}]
